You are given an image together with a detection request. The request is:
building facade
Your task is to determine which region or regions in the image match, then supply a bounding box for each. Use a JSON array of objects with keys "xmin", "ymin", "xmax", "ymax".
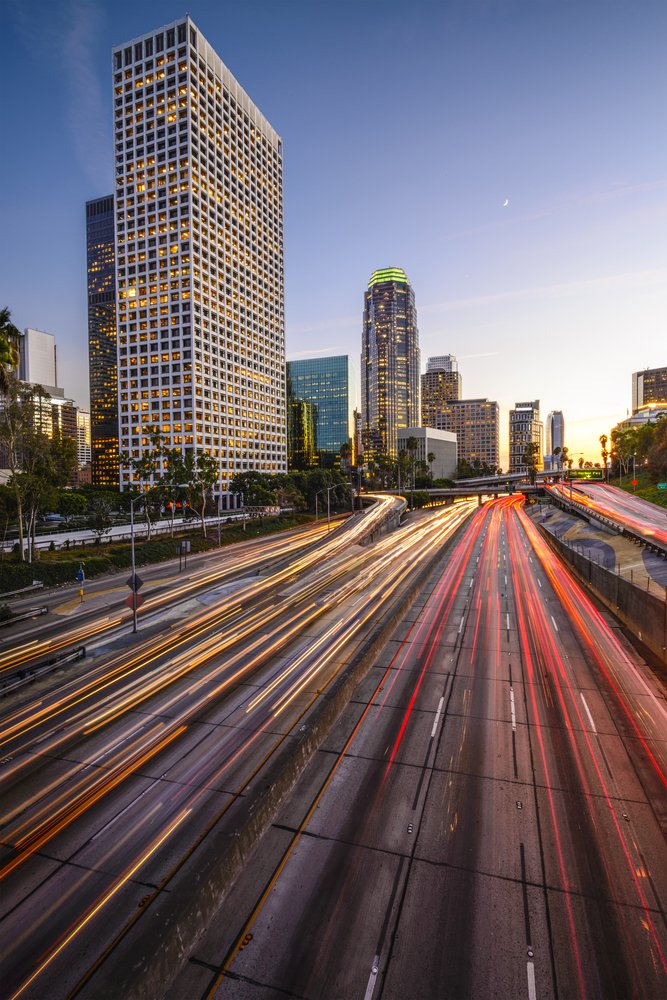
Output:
[
  {"xmin": 362, "ymin": 267, "xmax": 420, "ymax": 459},
  {"xmin": 427, "ymin": 398, "xmax": 499, "ymax": 472},
  {"xmin": 286, "ymin": 355, "xmax": 355, "ymax": 469},
  {"xmin": 87, "ymin": 195, "xmax": 119, "ymax": 487},
  {"xmin": 397, "ymin": 427, "xmax": 457, "ymax": 481},
  {"xmin": 287, "ymin": 398, "xmax": 317, "ymax": 470},
  {"xmin": 77, "ymin": 409, "xmax": 92, "ymax": 467},
  {"xmin": 112, "ymin": 17, "xmax": 285, "ymax": 491},
  {"xmin": 632, "ymin": 366, "xmax": 667, "ymax": 413},
  {"xmin": 509, "ymin": 400, "xmax": 543, "ymax": 474},
  {"xmin": 421, "ymin": 356, "xmax": 462, "ymax": 427}
]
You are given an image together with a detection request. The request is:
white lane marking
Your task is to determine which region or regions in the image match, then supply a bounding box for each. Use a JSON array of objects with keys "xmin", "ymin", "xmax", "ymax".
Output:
[
  {"xmin": 364, "ymin": 955, "xmax": 380, "ymax": 1000},
  {"xmin": 527, "ymin": 961, "xmax": 537, "ymax": 1000},
  {"xmin": 537, "ymin": 578, "xmax": 542, "ymax": 588},
  {"xmin": 504, "ymin": 575, "xmax": 507, "ymax": 586},
  {"xmin": 580, "ymin": 693, "xmax": 597, "ymax": 733},
  {"xmin": 458, "ymin": 615, "xmax": 465, "ymax": 634},
  {"xmin": 509, "ymin": 687, "xmax": 517, "ymax": 732},
  {"xmin": 506, "ymin": 613, "xmax": 510, "ymax": 631},
  {"xmin": 469, "ymin": 578, "xmax": 473, "ymax": 589},
  {"xmin": 550, "ymin": 615, "xmax": 559, "ymax": 632},
  {"xmin": 431, "ymin": 696, "xmax": 445, "ymax": 738}
]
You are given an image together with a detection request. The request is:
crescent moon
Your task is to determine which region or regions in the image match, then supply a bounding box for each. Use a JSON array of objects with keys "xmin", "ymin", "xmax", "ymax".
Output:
[{"xmin": 503, "ymin": 199, "xmax": 509, "ymax": 207}]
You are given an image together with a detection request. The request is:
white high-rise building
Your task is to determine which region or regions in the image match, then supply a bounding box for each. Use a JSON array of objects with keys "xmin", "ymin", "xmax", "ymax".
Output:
[
  {"xmin": 113, "ymin": 17, "xmax": 286, "ymax": 489},
  {"xmin": 77, "ymin": 410, "xmax": 92, "ymax": 467},
  {"xmin": 19, "ymin": 328, "xmax": 61, "ymax": 393},
  {"xmin": 544, "ymin": 410, "xmax": 565, "ymax": 470},
  {"xmin": 427, "ymin": 354, "xmax": 457, "ymax": 373}
]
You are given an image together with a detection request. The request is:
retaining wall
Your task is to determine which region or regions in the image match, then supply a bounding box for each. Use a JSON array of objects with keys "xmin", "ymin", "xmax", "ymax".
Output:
[{"xmin": 540, "ymin": 527, "xmax": 667, "ymax": 667}]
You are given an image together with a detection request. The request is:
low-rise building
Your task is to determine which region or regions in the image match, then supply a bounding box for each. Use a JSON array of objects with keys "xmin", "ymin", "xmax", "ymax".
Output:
[{"xmin": 397, "ymin": 427, "xmax": 457, "ymax": 481}]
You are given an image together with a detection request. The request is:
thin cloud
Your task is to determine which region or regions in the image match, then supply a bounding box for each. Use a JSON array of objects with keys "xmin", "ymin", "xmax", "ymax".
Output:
[
  {"xmin": 421, "ymin": 268, "xmax": 667, "ymax": 314},
  {"xmin": 287, "ymin": 347, "xmax": 343, "ymax": 359},
  {"xmin": 8, "ymin": 0, "xmax": 109, "ymax": 186},
  {"xmin": 457, "ymin": 351, "xmax": 499, "ymax": 360}
]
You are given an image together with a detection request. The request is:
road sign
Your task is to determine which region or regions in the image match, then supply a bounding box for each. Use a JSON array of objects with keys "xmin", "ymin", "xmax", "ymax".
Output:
[
  {"xmin": 658, "ymin": 483, "xmax": 667, "ymax": 490},
  {"xmin": 126, "ymin": 573, "xmax": 144, "ymax": 592},
  {"xmin": 567, "ymin": 469, "xmax": 604, "ymax": 481},
  {"xmin": 75, "ymin": 566, "xmax": 85, "ymax": 583},
  {"xmin": 631, "ymin": 479, "xmax": 638, "ymax": 487},
  {"xmin": 125, "ymin": 593, "xmax": 144, "ymax": 611}
]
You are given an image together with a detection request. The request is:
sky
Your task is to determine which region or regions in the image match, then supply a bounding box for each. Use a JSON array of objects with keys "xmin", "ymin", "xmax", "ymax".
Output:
[{"xmin": 1, "ymin": 0, "xmax": 666, "ymax": 469}]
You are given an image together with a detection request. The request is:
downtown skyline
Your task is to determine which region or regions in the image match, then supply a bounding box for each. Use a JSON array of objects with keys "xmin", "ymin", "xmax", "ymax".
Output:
[{"xmin": 1, "ymin": 0, "xmax": 666, "ymax": 470}]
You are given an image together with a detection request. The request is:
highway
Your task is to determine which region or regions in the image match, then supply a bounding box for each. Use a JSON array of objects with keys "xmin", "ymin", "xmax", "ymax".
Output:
[
  {"xmin": 550, "ymin": 481, "xmax": 667, "ymax": 548},
  {"xmin": 0, "ymin": 496, "xmax": 476, "ymax": 999},
  {"xmin": 178, "ymin": 495, "xmax": 667, "ymax": 1000}
]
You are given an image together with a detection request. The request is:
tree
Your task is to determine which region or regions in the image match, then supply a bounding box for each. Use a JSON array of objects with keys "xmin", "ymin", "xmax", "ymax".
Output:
[
  {"xmin": 182, "ymin": 451, "xmax": 219, "ymax": 536},
  {"xmin": 578, "ymin": 455, "xmax": 585, "ymax": 469},
  {"xmin": 599, "ymin": 434, "xmax": 609, "ymax": 480},
  {"xmin": 646, "ymin": 418, "xmax": 667, "ymax": 482},
  {"xmin": 339, "ymin": 441, "xmax": 352, "ymax": 471},
  {"xmin": 57, "ymin": 491, "xmax": 88, "ymax": 525},
  {"xmin": 0, "ymin": 307, "xmax": 21, "ymax": 395},
  {"xmin": 522, "ymin": 441, "xmax": 541, "ymax": 485},
  {"xmin": 88, "ymin": 496, "xmax": 113, "ymax": 542},
  {"xmin": 120, "ymin": 427, "xmax": 165, "ymax": 540},
  {"xmin": 0, "ymin": 373, "xmax": 34, "ymax": 558},
  {"xmin": 405, "ymin": 436, "xmax": 419, "ymax": 489},
  {"xmin": 427, "ymin": 451, "xmax": 436, "ymax": 481}
]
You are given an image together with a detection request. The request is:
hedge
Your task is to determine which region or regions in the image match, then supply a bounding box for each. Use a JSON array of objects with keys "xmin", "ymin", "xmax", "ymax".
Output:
[{"xmin": 0, "ymin": 515, "xmax": 312, "ymax": 594}]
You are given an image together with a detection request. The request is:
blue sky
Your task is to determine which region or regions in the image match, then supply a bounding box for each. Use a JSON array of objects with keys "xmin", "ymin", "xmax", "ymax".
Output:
[{"xmin": 1, "ymin": 0, "xmax": 666, "ymax": 467}]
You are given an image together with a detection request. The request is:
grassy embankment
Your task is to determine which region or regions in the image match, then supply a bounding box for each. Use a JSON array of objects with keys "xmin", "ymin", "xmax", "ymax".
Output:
[
  {"xmin": 611, "ymin": 471, "xmax": 667, "ymax": 510},
  {"xmin": 0, "ymin": 514, "xmax": 313, "ymax": 592}
]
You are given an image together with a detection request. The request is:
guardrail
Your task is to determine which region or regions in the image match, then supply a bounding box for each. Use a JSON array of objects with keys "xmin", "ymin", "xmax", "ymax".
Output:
[
  {"xmin": 1, "ymin": 645, "xmax": 86, "ymax": 697},
  {"xmin": 0, "ymin": 606, "xmax": 48, "ymax": 628}
]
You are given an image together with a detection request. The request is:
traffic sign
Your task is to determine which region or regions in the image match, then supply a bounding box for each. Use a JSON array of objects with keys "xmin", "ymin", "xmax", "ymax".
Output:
[
  {"xmin": 126, "ymin": 573, "xmax": 144, "ymax": 592},
  {"xmin": 658, "ymin": 483, "xmax": 667, "ymax": 490},
  {"xmin": 631, "ymin": 479, "xmax": 638, "ymax": 487},
  {"xmin": 125, "ymin": 593, "xmax": 144, "ymax": 610},
  {"xmin": 75, "ymin": 566, "xmax": 85, "ymax": 583}
]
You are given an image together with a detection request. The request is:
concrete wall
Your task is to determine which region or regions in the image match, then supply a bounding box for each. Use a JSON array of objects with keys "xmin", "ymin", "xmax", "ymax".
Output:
[{"xmin": 540, "ymin": 527, "xmax": 667, "ymax": 667}]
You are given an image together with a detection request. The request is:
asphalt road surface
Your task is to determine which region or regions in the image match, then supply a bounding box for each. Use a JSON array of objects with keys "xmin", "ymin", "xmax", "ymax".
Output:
[{"xmin": 176, "ymin": 495, "xmax": 667, "ymax": 1000}]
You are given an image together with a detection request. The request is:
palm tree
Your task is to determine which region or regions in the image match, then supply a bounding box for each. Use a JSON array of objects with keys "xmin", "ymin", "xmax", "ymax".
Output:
[
  {"xmin": 427, "ymin": 451, "xmax": 436, "ymax": 482},
  {"xmin": 406, "ymin": 436, "xmax": 419, "ymax": 489},
  {"xmin": 0, "ymin": 307, "xmax": 21, "ymax": 396},
  {"xmin": 599, "ymin": 434, "xmax": 609, "ymax": 482}
]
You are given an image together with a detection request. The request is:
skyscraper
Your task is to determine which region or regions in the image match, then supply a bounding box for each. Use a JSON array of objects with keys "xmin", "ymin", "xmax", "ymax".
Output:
[
  {"xmin": 112, "ymin": 17, "xmax": 285, "ymax": 491},
  {"xmin": 421, "ymin": 355, "xmax": 462, "ymax": 427},
  {"xmin": 362, "ymin": 268, "xmax": 420, "ymax": 459},
  {"xmin": 544, "ymin": 410, "xmax": 565, "ymax": 470},
  {"xmin": 86, "ymin": 195, "xmax": 119, "ymax": 487},
  {"xmin": 286, "ymin": 355, "xmax": 356, "ymax": 469},
  {"xmin": 509, "ymin": 400, "xmax": 543, "ymax": 474},
  {"xmin": 632, "ymin": 366, "xmax": 667, "ymax": 413}
]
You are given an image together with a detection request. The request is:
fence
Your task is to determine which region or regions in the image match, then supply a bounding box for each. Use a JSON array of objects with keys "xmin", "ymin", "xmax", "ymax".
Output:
[{"xmin": 540, "ymin": 527, "xmax": 667, "ymax": 666}]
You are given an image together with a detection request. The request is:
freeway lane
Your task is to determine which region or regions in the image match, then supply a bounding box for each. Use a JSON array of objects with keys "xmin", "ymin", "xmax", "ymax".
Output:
[
  {"xmin": 550, "ymin": 481, "xmax": 667, "ymax": 548},
  {"xmin": 184, "ymin": 495, "xmax": 667, "ymax": 1000},
  {"xmin": 0, "ymin": 514, "xmax": 345, "ymax": 678},
  {"xmin": 0, "ymin": 500, "xmax": 475, "ymax": 999}
]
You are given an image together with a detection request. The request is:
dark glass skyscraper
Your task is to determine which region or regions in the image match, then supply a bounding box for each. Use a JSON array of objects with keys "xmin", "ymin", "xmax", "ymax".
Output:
[
  {"xmin": 286, "ymin": 355, "xmax": 355, "ymax": 468},
  {"xmin": 86, "ymin": 195, "xmax": 118, "ymax": 487},
  {"xmin": 362, "ymin": 268, "xmax": 420, "ymax": 459}
]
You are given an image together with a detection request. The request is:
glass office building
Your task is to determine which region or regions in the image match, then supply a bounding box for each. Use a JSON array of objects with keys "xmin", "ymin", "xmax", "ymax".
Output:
[
  {"xmin": 86, "ymin": 195, "xmax": 119, "ymax": 487},
  {"xmin": 362, "ymin": 267, "xmax": 420, "ymax": 459},
  {"xmin": 286, "ymin": 355, "xmax": 355, "ymax": 468}
]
